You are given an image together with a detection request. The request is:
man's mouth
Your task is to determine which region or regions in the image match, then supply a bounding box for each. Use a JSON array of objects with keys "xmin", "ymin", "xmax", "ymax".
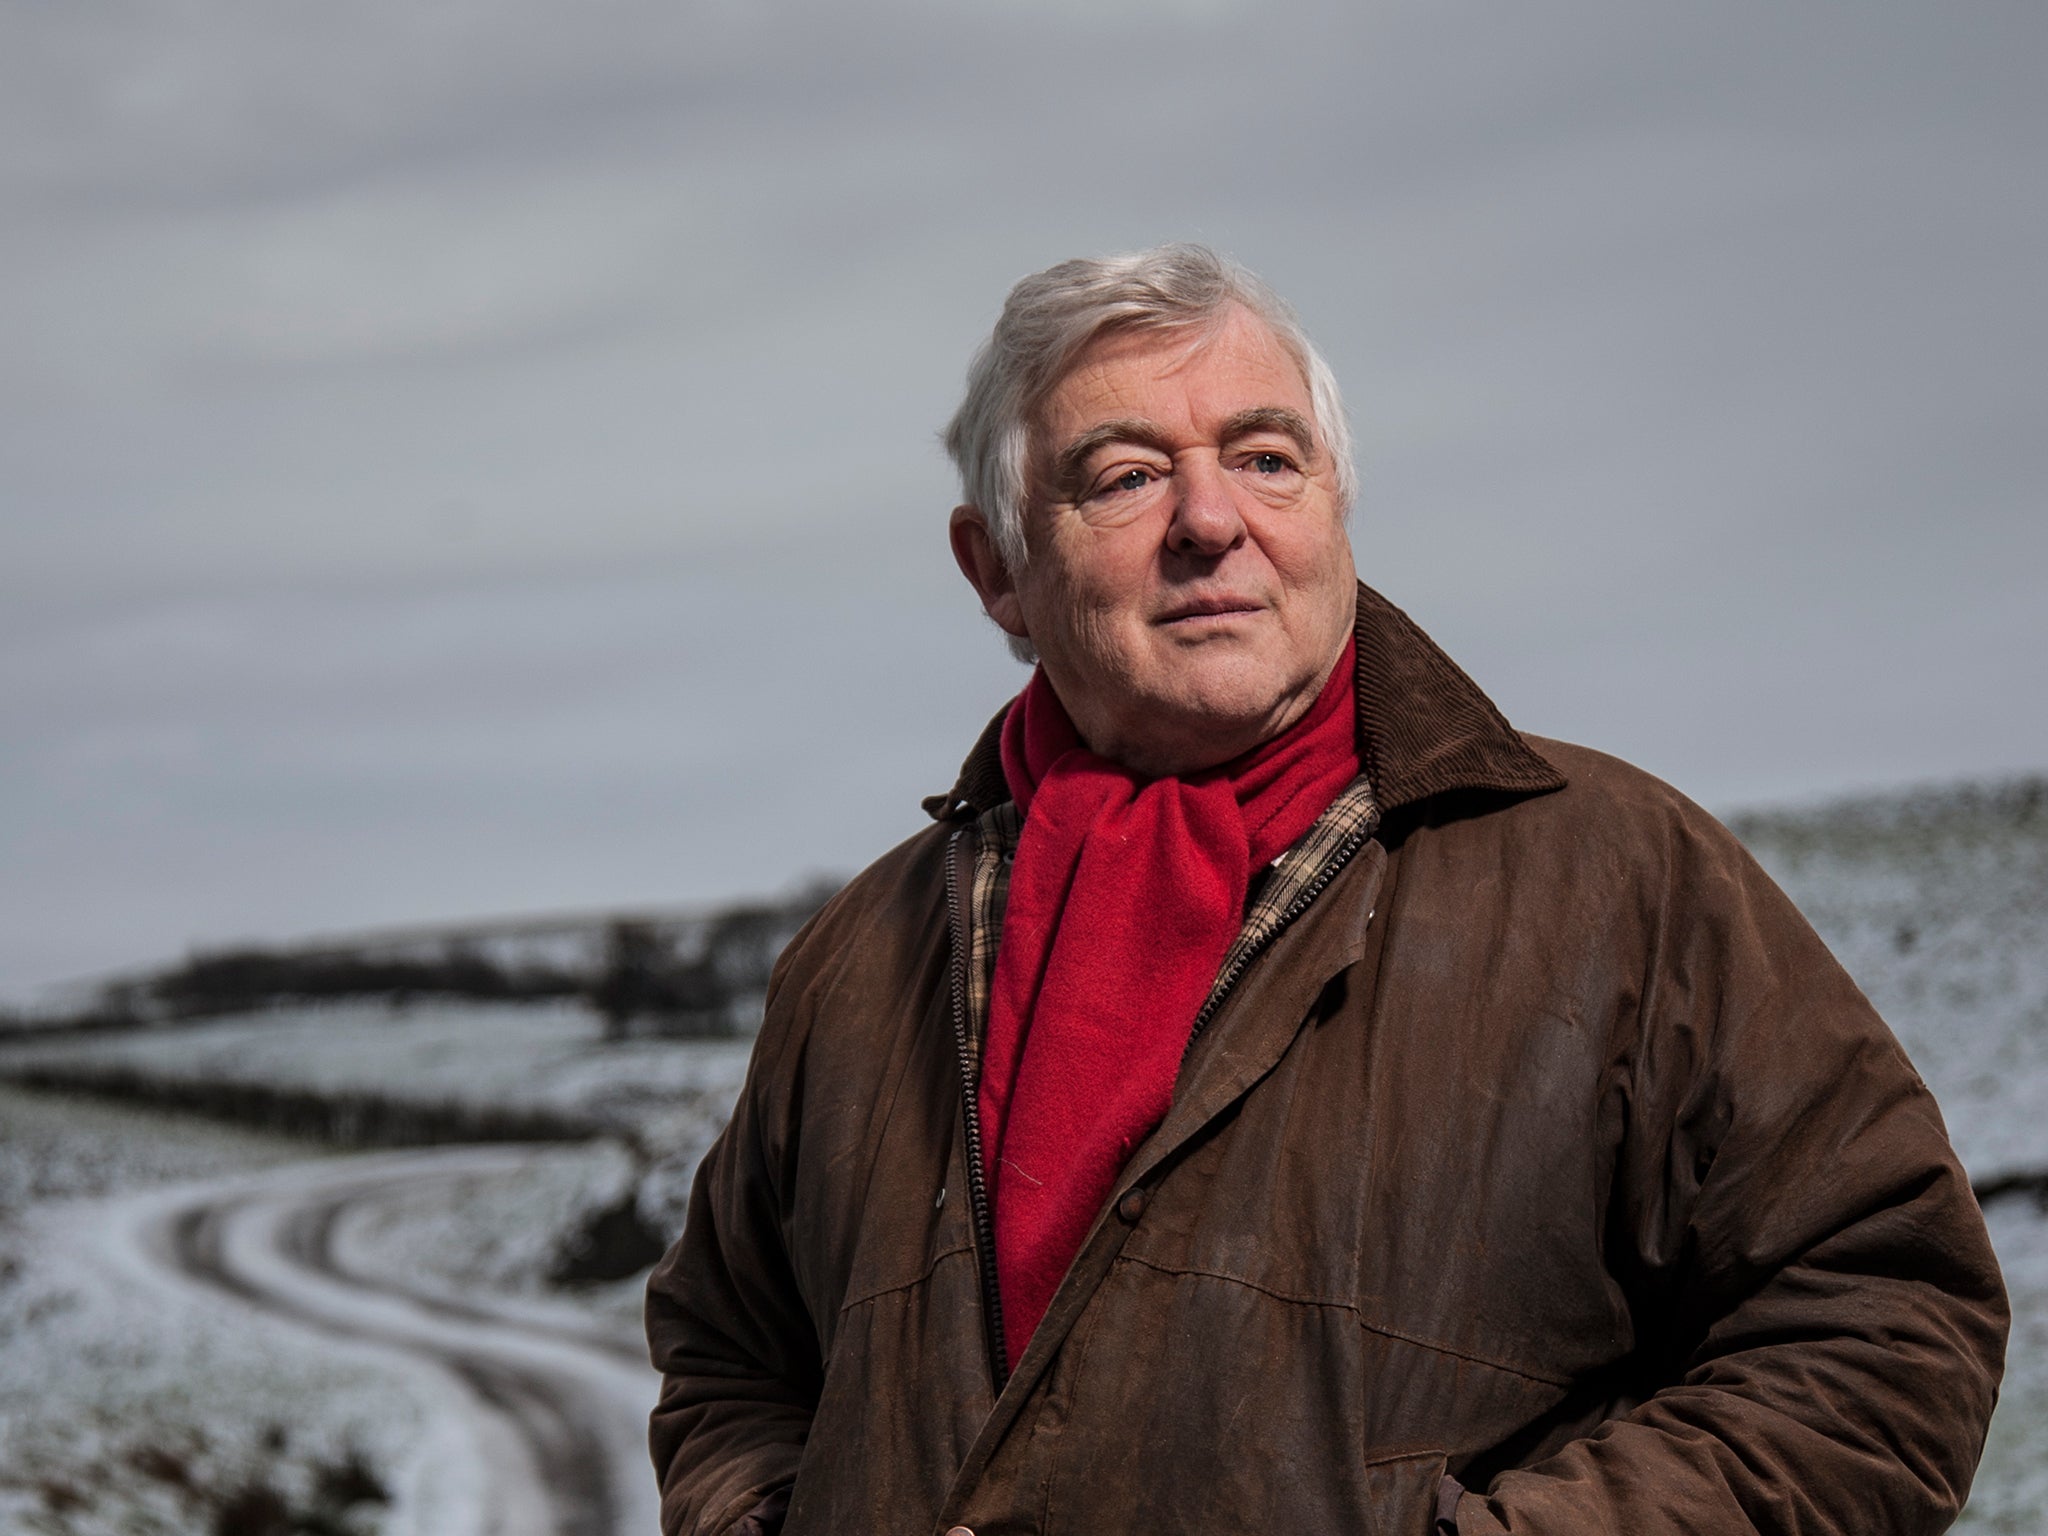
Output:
[{"xmin": 1157, "ymin": 596, "xmax": 1265, "ymax": 624}]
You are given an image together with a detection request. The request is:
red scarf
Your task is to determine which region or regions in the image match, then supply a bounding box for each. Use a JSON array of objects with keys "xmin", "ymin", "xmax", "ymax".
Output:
[{"xmin": 979, "ymin": 640, "xmax": 1359, "ymax": 1371}]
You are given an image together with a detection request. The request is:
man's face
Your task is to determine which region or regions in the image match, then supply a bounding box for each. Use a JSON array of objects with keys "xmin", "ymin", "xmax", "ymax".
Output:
[{"xmin": 952, "ymin": 303, "xmax": 1357, "ymax": 777}]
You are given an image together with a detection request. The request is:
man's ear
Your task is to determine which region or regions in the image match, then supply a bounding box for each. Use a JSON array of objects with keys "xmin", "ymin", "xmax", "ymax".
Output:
[{"xmin": 949, "ymin": 506, "xmax": 1029, "ymax": 640}]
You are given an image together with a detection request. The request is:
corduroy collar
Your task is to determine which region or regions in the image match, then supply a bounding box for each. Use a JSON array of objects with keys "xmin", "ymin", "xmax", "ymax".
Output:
[{"xmin": 925, "ymin": 581, "xmax": 1565, "ymax": 822}]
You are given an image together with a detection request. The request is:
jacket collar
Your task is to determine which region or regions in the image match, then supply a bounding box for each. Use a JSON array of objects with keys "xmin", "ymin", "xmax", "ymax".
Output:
[{"xmin": 924, "ymin": 580, "xmax": 1565, "ymax": 821}]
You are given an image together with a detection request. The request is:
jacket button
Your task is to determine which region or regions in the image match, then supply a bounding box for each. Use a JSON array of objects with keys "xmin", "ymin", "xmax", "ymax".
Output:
[
  {"xmin": 1117, "ymin": 1188, "xmax": 1148, "ymax": 1223},
  {"xmin": 945, "ymin": 1527, "xmax": 975, "ymax": 1536}
]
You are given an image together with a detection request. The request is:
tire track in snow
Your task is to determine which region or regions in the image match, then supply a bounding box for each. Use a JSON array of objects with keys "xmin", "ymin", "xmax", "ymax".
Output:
[{"xmin": 138, "ymin": 1147, "xmax": 660, "ymax": 1536}]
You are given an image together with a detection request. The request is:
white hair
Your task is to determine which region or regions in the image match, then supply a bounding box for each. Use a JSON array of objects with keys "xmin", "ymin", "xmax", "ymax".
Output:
[{"xmin": 943, "ymin": 243, "xmax": 1356, "ymax": 578}]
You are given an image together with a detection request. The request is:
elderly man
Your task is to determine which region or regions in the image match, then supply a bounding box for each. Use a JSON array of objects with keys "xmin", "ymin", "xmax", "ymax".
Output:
[{"xmin": 645, "ymin": 246, "xmax": 2006, "ymax": 1535}]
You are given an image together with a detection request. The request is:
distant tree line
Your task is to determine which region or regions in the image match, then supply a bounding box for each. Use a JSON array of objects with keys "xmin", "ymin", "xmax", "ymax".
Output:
[
  {"xmin": 3, "ymin": 1062, "xmax": 598, "ymax": 1146},
  {"xmin": 10, "ymin": 882, "xmax": 839, "ymax": 1040},
  {"xmin": 150, "ymin": 945, "xmax": 583, "ymax": 1018},
  {"xmin": 588, "ymin": 895, "xmax": 828, "ymax": 1041}
]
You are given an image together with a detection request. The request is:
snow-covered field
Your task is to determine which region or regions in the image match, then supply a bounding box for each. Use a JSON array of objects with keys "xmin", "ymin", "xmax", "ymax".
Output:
[
  {"xmin": 0, "ymin": 775, "xmax": 2042, "ymax": 1531},
  {"xmin": 0, "ymin": 1005, "xmax": 747, "ymax": 1536},
  {"xmin": 1972, "ymin": 1198, "xmax": 2048, "ymax": 1532},
  {"xmin": 0, "ymin": 1087, "xmax": 477, "ymax": 1536},
  {"xmin": 0, "ymin": 1084, "xmax": 689, "ymax": 1536}
]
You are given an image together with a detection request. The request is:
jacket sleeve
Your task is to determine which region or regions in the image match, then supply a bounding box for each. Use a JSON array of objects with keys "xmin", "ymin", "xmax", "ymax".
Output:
[
  {"xmin": 645, "ymin": 959, "xmax": 822, "ymax": 1536},
  {"xmin": 1453, "ymin": 806, "xmax": 2008, "ymax": 1534}
]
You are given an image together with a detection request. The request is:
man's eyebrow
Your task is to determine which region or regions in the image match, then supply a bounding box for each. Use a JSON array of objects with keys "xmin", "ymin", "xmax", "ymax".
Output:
[
  {"xmin": 1050, "ymin": 418, "xmax": 1177, "ymax": 498},
  {"xmin": 1048, "ymin": 407, "xmax": 1322, "ymax": 499},
  {"xmin": 1218, "ymin": 407, "xmax": 1318, "ymax": 462}
]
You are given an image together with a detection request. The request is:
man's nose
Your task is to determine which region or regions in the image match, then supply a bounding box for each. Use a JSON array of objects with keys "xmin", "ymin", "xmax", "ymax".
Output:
[{"xmin": 1166, "ymin": 456, "xmax": 1247, "ymax": 556}]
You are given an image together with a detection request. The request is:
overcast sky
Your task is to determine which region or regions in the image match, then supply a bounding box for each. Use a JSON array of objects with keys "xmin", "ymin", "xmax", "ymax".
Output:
[{"xmin": 4, "ymin": 1, "xmax": 2043, "ymax": 1002}]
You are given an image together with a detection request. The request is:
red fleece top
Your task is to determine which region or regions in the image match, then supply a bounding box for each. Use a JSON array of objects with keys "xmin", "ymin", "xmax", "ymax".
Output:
[{"xmin": 979, "ymin": 642, "xmax": 1360, "ymax": 1371}]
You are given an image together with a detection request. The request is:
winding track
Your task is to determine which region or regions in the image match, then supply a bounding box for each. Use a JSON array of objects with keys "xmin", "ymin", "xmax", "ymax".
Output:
[{"xmin": 135, "ymin": 1146, "xmax": 662, "ymax": 1536}]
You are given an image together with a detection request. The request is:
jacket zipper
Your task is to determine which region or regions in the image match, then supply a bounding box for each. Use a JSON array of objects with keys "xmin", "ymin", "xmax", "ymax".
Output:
[
  {"xmin": 1178, "ymin": 805, "xmax": 1379, "ymax": 1070},
  {"xmin": 946, "ymin": 802, "xmax": 1379, "ymax": 1393},
  {"xmin": 946, "ymin": 828, "xmax": 1011, "ymax": 1391}
]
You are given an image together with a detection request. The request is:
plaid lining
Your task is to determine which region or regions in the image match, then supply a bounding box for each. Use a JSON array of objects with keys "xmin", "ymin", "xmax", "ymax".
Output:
[
  {"xmin": 963, "ymin": 798, "xmax": 1020, "ymax": 1063},
  {"xmin": 957, "ymin": 775, "xmax": 1378, "ymax": 1077}
]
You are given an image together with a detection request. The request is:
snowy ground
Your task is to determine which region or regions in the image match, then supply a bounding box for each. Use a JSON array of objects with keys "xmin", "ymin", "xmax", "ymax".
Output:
[
  {"xmin": 0, "ymin": 1087, "xmax": 472, "ymax": 1536},
  {"xmin": 1, "ymin": 776, "xmax": 2042, "ymax": 1530},
  {"xmin": 1965, "ymin": 1196, "xmax": 2048, "ymax": 1532},
  {"xmin": 0, "ymin": 1085, "xmax": 682, "ymax": 1536},
  {"xmin": 0, "ymin": 1005, "xmax": 749, "ymax": 1531},
  {"xmin": 148, "ymin": 1146, "xmax": 662, "ymax": 1535},
  {"xmin": 331, "ymin": 1137, "xmax": 660, "ymax": 1335}
]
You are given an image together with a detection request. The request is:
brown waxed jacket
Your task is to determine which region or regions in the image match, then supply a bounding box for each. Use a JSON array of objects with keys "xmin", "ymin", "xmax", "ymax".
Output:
[{"xmin": 646, "ymin": 584, "xmax": 2007, "ymax": 1536}]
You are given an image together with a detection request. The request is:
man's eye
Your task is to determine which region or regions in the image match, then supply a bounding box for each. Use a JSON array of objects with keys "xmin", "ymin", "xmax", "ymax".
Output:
[
  {"xmin": 1108, "ymin": 468, "xmax": 1153, "ymax": 493},
  {"xmin": 1248, "ymin": 452, "xmax": 1292, "ymax": 474}
]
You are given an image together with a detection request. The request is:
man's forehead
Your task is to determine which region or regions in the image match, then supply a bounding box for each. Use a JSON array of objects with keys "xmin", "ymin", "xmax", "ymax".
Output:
[{"xmin": 1036, "ymin": 307, "xmax": 1318, "ymax": 453}]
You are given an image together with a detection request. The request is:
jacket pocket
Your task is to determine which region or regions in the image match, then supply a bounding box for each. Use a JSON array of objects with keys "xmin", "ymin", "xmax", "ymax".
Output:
[{"xmin": 1359, "ymin": 1449, "xmax": 1450, "ymax": 1536}]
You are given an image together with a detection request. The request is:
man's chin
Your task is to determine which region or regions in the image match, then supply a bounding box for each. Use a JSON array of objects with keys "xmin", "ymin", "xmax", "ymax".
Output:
[
  {"xmin": 1121, "ymin": 689, "xmax": 1311, "ymax": 774},
  {"xmin": 1148, "ymin": 653, "xmax": 1308, "ymax": 720}
]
